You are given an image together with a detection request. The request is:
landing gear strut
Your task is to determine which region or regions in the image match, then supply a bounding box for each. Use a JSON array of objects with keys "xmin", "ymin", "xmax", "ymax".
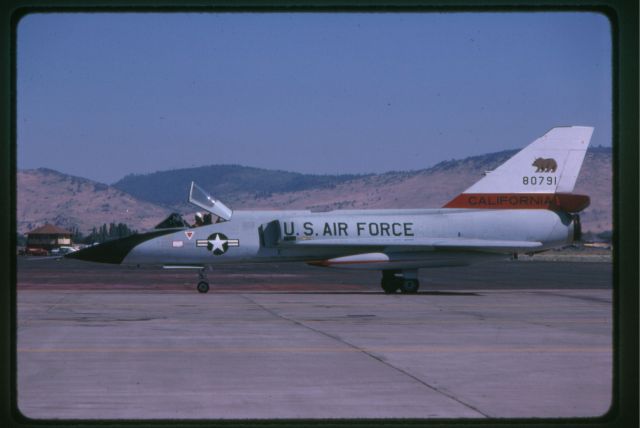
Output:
[
  {"xmin": 197, "ymin": 268, "xmax": 210, "ymax": 293},
  {"xmin": 380, "ymin": 270, "xmax": 420, "ymax": 294},
  {"xmin": 381, "ymin": 271, "xmax": 401, "ymax": 293}
]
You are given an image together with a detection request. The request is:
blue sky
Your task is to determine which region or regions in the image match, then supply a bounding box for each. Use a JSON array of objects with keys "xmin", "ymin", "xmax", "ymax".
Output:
[{"xmin": 17, "ymin": 12, "xmax": 611, "ymax": 184}]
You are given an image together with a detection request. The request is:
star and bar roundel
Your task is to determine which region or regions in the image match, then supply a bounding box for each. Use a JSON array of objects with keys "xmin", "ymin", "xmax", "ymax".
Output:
[{"xmin": 196, "ymin": 233, "xmax": 240, "ymax": 256}]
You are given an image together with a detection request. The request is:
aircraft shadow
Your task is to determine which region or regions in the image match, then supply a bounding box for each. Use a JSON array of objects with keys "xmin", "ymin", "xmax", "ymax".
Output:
[{"xmin": 236, "ymin": 290, "xmax": 480, "ymax": 296}]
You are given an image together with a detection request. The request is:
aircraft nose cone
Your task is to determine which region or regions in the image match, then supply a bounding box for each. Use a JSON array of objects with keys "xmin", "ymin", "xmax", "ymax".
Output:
[
  {"xmin": 65, "ymin": 238, "xmax": 134, "ymax": 264},
  {"xmin": 65, "ymin": 229, "xmax": 179, "ymax": 264}
]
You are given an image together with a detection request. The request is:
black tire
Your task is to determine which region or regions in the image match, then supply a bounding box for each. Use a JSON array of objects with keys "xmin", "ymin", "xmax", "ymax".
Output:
[
  {"xmin": 381, "ymin": 279, "xmax": 398, "ymax": 294},
  {"xmin": 197, "ymin": 281, "xmax": 210, "ymax": 294},
  {"xmin": 400, "ymin": 279, "xmax": 420, "ymax": 294}
]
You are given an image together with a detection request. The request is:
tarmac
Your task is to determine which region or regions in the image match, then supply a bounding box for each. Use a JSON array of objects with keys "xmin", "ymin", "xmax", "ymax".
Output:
[{"xmin": 16, "ymin": 258, "xmax": 612, "ymax": 420}]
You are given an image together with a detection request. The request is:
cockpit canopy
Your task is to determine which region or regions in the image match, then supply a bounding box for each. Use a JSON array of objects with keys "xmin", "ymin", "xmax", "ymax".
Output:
[
  {"xmin": 188, "ymin": 181, "xmax": 233, "ymax": 221},
  {"xmin": 154, "ymin": 212, "xmax": 191, "ymax": 229}
]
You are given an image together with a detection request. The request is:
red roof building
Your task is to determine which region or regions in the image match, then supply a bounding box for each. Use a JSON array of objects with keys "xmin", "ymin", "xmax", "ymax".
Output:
[{"xmin": 26, "ymin": 224, "xmax": 72, "ymax": 250}]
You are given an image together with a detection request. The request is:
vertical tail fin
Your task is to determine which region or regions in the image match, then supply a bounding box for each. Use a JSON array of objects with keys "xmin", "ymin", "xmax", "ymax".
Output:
[{"xmin": 444, "ymin": 126, "xmax": 593, "ymax": 211}]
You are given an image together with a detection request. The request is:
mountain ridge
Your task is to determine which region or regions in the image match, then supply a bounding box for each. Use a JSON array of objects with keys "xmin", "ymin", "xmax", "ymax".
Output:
[
  {"xmin": 18, "ymin": 146, "xmax": 612, "ymax": 235},
  {"xmin": 17, "ymin": 168, "xmax": 171, "ymax": 235},
  {"xmin": 113, "ymin": 164, "xmax": 371, "ymax": 207}
]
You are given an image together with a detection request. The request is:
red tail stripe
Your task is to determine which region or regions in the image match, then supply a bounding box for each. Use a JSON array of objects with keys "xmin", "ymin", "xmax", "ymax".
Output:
[{"xmin": 443, "ymin": 193, "xmax": 590, "ymax": 212}]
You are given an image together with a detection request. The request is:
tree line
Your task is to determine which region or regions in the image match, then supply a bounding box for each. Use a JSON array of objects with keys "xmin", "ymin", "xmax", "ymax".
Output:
[{"xmin": 71, "ymin": 223, "xmax": 137, "ymax": 244}]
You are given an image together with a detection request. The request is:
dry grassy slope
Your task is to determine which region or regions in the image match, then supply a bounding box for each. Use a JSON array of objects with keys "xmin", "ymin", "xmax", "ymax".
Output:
[
  {"xmin": 17, "ymin": 169, "xmax": 170, "ymax": 235},
  {"xmin": 572, "ymin": 151, "xmax": 612, "ymax": 233},
  {"xmin": 17, "ymin": 150, "xmax": 611, "ymax": 236},
  {"xmin": 229, "ymin": 151, "xmax": 612, "ymax": 233}
]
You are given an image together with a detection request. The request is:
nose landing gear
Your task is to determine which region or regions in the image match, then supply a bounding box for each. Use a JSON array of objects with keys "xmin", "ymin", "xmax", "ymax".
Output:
[
  {"xmin": 197, "ymin": 281, "xmax": 210, "ymax": 293},
  {"xmin": 197, "ymin": 268, "xmax": 210, "ymax": 293},
  {"xmin": 380, "ymin": 270, "xmax": 420, "ymax": 294}
]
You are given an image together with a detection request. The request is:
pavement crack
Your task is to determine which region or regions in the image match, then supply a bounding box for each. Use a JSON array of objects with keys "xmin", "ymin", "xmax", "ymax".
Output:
[{"xmin": 241, "ymin": 294, "xmax": 491, "ymax": 418}]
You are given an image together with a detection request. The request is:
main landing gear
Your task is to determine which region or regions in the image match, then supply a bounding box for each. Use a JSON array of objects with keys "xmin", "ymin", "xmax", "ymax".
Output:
[
  {"xmin": 197, "ymin": 268, "xmax": 210, "ymax": 294},
  {"xmin": 380, "ymin": 270, "xmax": 420, "ymax": 294}
]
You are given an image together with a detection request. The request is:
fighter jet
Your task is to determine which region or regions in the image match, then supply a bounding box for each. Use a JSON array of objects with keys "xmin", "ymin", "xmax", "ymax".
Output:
[{"xmin": 67, "ymin": 126, "xmax": 594, "ymax": 294}]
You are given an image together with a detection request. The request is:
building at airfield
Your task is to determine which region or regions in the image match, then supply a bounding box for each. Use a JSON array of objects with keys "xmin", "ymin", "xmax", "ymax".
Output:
[{"xmin": 25, "ymin": 224, "xmax": 72, "ymax": 251}]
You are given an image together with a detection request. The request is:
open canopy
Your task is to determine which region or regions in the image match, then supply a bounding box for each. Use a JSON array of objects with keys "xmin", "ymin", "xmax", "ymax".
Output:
[{"xmin": 188, "ymin": 182, "xmax": 233, "ymax": 221}]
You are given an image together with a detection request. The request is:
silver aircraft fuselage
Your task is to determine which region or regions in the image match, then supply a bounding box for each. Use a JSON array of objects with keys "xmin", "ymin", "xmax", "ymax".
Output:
[
  {"xmin": 121, "ymin": 208, "xmax": 574, "ymax": 269},
  {"xmin": 66, "ymin": 126, "xmax": 592, "ymax": 293}
]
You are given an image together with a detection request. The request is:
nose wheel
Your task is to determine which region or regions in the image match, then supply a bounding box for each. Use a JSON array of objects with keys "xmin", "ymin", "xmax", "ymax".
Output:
[
  {"xmin": 197, "ymin": 268, "xmax": 210, "ymax": 293},
  {"xmin": 380, "ymin": 270, "xmax": 420, "ymax": 294},
  {"xmin": 197, "ymin": 281, "xmax": 210, "ymax": 293}
]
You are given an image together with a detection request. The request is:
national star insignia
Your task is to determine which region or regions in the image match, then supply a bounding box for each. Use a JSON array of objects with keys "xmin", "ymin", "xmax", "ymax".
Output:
[{"xmin": 196, "ymin": 233, "xmax": 239, "ymax": 256}]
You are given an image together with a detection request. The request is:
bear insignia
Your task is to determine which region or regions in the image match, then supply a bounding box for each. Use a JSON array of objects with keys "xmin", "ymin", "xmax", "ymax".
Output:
[{"xmin": 532, "ymin": 157, "xmax": 558, "ymax": 173}]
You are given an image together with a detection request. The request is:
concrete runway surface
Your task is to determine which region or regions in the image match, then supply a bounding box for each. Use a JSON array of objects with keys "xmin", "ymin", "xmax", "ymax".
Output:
[{"xmin": 17, "ymin": 258, "xmax": 612, "ymax": 419}]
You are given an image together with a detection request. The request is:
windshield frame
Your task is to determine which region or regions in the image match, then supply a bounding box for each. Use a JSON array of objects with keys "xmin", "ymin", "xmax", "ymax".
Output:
[{"xmin": 188, "ymin": 182, "xmax": 233, "ymax": 221}]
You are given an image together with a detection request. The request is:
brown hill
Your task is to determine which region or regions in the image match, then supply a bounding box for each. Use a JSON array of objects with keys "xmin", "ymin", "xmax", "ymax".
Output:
[
  {"xmin": 17, "ymin": 148, "xmax": 612, "ymax": 236},
  {"xmin": 17, "ymin": 168, "xmax": 170, "ymax": 235}
]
